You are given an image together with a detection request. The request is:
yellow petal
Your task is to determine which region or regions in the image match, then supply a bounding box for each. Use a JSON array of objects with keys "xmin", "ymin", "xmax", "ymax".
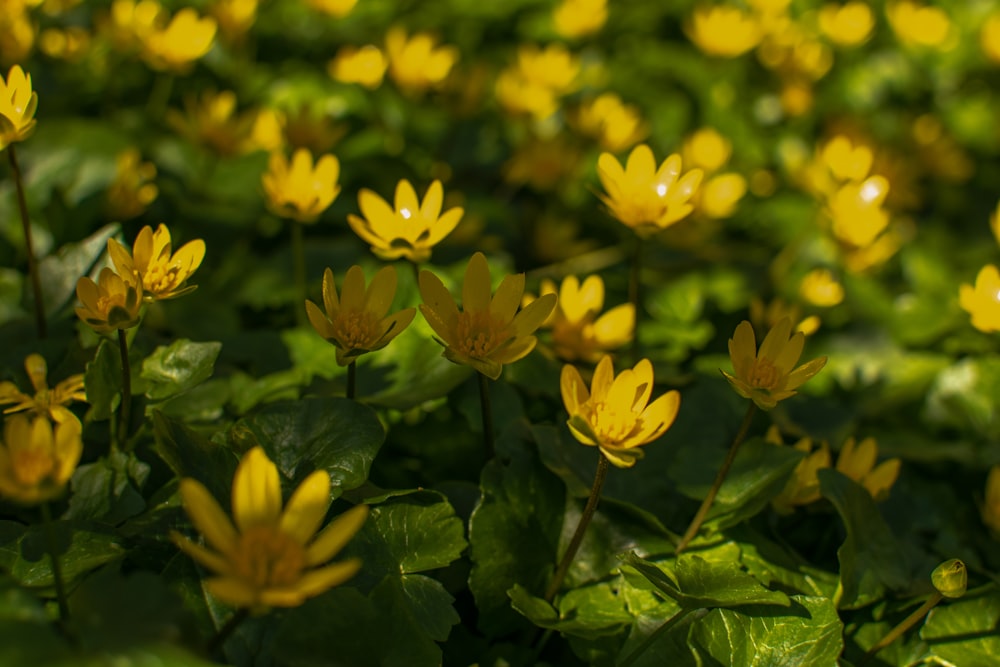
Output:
[
  {"xmin": 365, "ymin": 265, "xmax": 398, "ymax": 318},
  {"xmin": 462, "ymin": 252, "xmax": 492, "ymax": 313},
  {"xmin": 179, "ymin": 478, "xmax": 239, "ymax": 555},
  {"xmin": 490, "ymin": 273, "xmax": 525, "ymax": 324},
  {"xmin": 305, "ymin": 504, "xmax": 369, "ymax": 566},
  {"xmin": 339, "ymin": 265, "xmax": 367, "ymax": 313},
  {"xmin": 170, "ymin": 531, "xmax": 232, "ymax": 575},
  {"xmin": 321, "ymin": 267, "xmax": 340, "ymax": 316},
  {"xmin": 280, "ymin": 470, "xmax": 332, "ymax": 545},
  {"xmin": 204, "ymin": 576, "xmax": 260, "ymax": 608},
  {"xmin": 232, "ymin": 447, "xmax": 283, "ymax": 531},
  {"xmin": 511, "ymin": 293, "xmax": 557, "ymax": 337},
  {"xmin": 758, "ymin": 317, "xmax": 793, "ymax": 365},
  {"xmin": 560, "ymin": 364, "xmax": 590, "ymax": 415}
]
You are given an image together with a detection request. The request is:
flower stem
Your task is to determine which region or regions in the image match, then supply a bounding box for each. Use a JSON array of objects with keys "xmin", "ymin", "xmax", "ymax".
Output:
[
  {"xmin": 544, "ymin": 454, "xmax": 610, "ymax": 603},
  {"xmin": 207, "ymin": 607, "xmax": 250, "ymax": 657},
  {"xmin": 628, "ymin": 236, "xmax": 642, "ymax": 365},
  {"xmin": 477, "ymin": 372, "xmax": 495, "ymax": 461},
  {"xmin": 40, "ymin": 502, "xmax": 69, "ymax": 623},
  {"xmin": 618, "ymin": 607, "xmax": 708, "ymax": 667},
  {"xmin": 676, "ymin": 402, "xmax": 757, "ymax": 554},
  {"xmin": 347, "ymin": 361, "xmax": 357, "ymax": 400},
  {"xmin": 860, "ymin": 592, "xmax": 942, "ymax": 666},
  {"xmin": 8, "ymin": 144, "xmax": 46, "ymax": 339},
  {"xmin": 291, "ymin": 221, "xmax": 307, "ymax": 326},
  {"xmin": 117, "ymin": 328, "xmax": 132, "ymax": 452}
]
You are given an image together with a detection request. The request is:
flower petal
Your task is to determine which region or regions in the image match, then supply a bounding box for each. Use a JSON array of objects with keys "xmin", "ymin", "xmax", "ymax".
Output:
[
  {"xmin": 232, "ymin": 447, "xmax": 283, "ymax": 531},
  {"xmin": 305, "ymin": 504, "xmax": 369, "ymax": 566},
  {"xmin": 462, "ymin": 252, "xmax": 492, "ymax": 313},
  {"xmin": 279, "ymin": 470, "xmax": 332, "ymax": 546},
  {"xmin": 179, "ymin": 478, "xmax": 239, "ymax": 556}
]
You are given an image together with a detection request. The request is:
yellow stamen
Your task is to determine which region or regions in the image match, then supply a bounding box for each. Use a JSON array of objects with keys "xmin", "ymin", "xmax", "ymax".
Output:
[
  {"xmin": 333, "ymin": 310, "xmax": 381, "ymax": 349},
  {"xmin": 454, "ymin": 311, "xmax": 508, "ymax": 358},
  {"xmin": 233, "ymin": 526, "xmax": 306, "ymax": 588}
]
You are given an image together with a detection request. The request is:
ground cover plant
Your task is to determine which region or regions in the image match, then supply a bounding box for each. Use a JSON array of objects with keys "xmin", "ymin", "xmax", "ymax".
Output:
[{"xmin": 1, "ymin": 0, "xmax": 1000, "ymax": 665}]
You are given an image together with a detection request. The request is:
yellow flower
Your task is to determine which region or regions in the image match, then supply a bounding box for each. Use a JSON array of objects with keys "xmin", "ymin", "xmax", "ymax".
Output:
[
  {"xmin": 248, "ymin": 108, "xmax": 285, "ymax": 153},
  {"xmin": 827, "ymin": 176, "xmax": 891, "ymax": 249},
  {"xmin": 0, "ymin": 354, "xmax": 86, "ymax": 425},
  {"xmin": 596, "ymin": 144, "xmax": 703, "ymax": 237},
  {"xmin": 573, "ymin": 93, "xmax": 648, "ymax": 153},
  {"xmin": 107, "ymin": 224, "xmax": 205, "ymax": 301},
  {"xmin": 348, "ymin": 180, "xmax": 464, "ymax": 263},
  {"xmin": 748, "ymin": 297, "xmax": 820, "ymax": 337},
  {"xmin": 983, "ymin": 13, "xmax": 1000, "ymax": 64},
  {"xmin": 418, "ymin": 252, "xmax": 557, "ymax": 379},
  {"xmin": 75, "ymin": 268, "xmax": 144, "ymax": 334},
  {"xmin": 982, "ymin": 465, "xmax": 1000, "ymax": 534},
  {"xmin": 818, "ymin": 2, "xmax": 875, "ymax": 47},
  {"xmin": 385, "ymin": 27, "xmax": 458, "ymax": 94},
  {"xmin": 698, "ymin": 173, "xmax": 747, "ymax": 219},
  {"xmin": 105, "ymin": 148, "xmax": 158, "ymax": 220},
  {"xmin": 888, "ymin": 1, "xmax": 952, "ymax": 49},
  {"xmin": 262, "ymin": 148, "xmax": 341, "ymax": 224},
  {"xmin": 107, "ymin": 0, "xmax": 164, "ymax": 51},
  {"xmin": 532, "ymin": 275, "xmax": 634, "ymax": 362},
  {"xmin": 835, "ymin": 437, "xmax": 901, "ymax": 502},
  {"xmin": 210, "ymin": 0, "xmax": 257, "ymax": 42},
  {"xmin": 306, "ymin": 265, "xmax": 416, "ymax": 366},
  {"xmin": 171, "ymin": 447, "xmax": 368, "ymax": 610},
  {"xmin": 166, "ymin": 89, "xmax": 255, "ymax": 157},
  {"xmin": 721, "ymin": 318, "xmax": 827, "ymax": 410},
  {"xmin": 39, "ymin": 26, "xmax": 91, "ymax": 62},
  {"xmin": 304, "ymin": 0, "xmax": 357, "ymax": 17},
  {"xmin": 0, "ymin": 65, "xmax": 38, "ymax": 150},
  {"xmin": 960, "ymin": 265, "xmax": 1000, "ymax": 333},
  {"xmin": 553, "ymin": 0, "xmax": 607, "ymax": 39},
  {"xmin": 0, "ymin": 7, "xmax": 34, "ymax": 65},
  {"xmin": 328, "ymin": 45, "xmax": 387, "ymax": 89},
  {"xmin": 560, "ymin": 355, "xmax": 681, "ymax": 468},
  {"xmin": 142, "ymin": 7, "xmax": 217, "ymax": 72},
  {"xmin": 495, "ymin": 69, "xmax": 560, "ymax": 120},
  {"xmin": 821, "ymin": 135, "xmax": 873, "ymax": 184},
  {"xmin": 799, "ymin": 268, "xmax": 844, "ymax": 307},
  {"xmin": 991, "ymin": 200, "xmax": 1000, "ymax": 247},
  {"xmin": 683, "ymin": 128, "xmax": 731, "ymax": 173},
  {"xmin": 686, "ymin": 5, "xmax": 762, "ymax": 57},
  {"xmin": 0, "ymin": 414, "xmax": 82, "ymax": 505},
  {"xmin": 282, "ymin": 104, "xmax": 347, "ymax": 154},
  {"xmin": 770, "ymin": 436, "xmax": 831, "ymax": 514}
]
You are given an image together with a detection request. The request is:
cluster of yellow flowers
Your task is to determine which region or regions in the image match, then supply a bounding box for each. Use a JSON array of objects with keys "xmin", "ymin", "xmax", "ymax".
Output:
[
  {"xmin": 329, "ymin": 26, "xmax": 458, "ymax": 93},
  {"xmin": 496, "ymin": 44, "xmax": 580, "ymax": 121},
  {"xmin": 959, "ymin": 201, "xmax": 1000, "ymax": 333}
]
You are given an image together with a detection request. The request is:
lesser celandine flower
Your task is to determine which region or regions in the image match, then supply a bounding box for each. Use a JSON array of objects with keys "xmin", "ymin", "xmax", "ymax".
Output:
[
  {"xmin": 171, "ymin": 447, "xmax": 368, "ymax": 610},
  {"xmin": 210, "ymin": 0, "xmax": 257, "ymax": 42},
  {"xmin": 0, "ymin": 6, "xmax": 34, "ymax": 64},
  {"xmin": 960, "ymin": 265, "xmax": 1000, "ymax": 333},
  {"xmin": 552, "ymin": 0, "xmax": 607, "ymax": 39},
  {"xmin": 982, "ymin": 465, "xmax": 1000, "ymax": 533},
  {"xmin": 983, "ymin": 13, "xmax": 1000, "ymax": 64},
  {"xmin": 0, "ymin": 65, "xmax": 38, "ymax": 149},
  {"xmin": 682, "ymin": 128, "xmax": 746, "ymax": 219},
  {"xmin": 0, "ymin": 414, "xmax": 82, "ymax": 505},
  {"xmin": 328, "ymin": 45, "xmax": 387, "ymax": 89},
  {"xmin": 167, "ymin": 89, "xmax": 255, "ymax": 157},
  {"xmin": 531, "ymin": 275, "xmax": 634, "ymax": 362},
  {"xmin": 818, "ymin": 2, "xmax": 875, "ymax": 47},
  {"xmin": 385, "ymin": 27, "xmax": 458, "ymax": 94},
  {"xmin": 0, "ymin": 354, "xmax": 86, "ymax": 425},
  {"xmin": 561, "ymin": 355, "xmax": 680, "ymax": 468},
  {"xmin": 348, "ymin": 180, "xmax": 463, "ymax": 263},
  {"xmin": 686, "ymin": 5, "xmax": 762, "ymax": 57},
  {"xmin": 496, "ymin": 44, "xmax": 580, "ymax": 119},
  {"xmin": 573, "ymin": 93, "xmax": 648, "ymax": 153},
  {"xmin": 304, "ymin": 0, "xmax": 357, "ymax": 18},
  {"xmin": 306, "ymin": 265, "xmax": 415, "ymax": 366},
  {"xmin": 770, "ymin": 435, "xmax": 831, "ymax": 514},
  {"xmin": 835, "ymin": 436, "xmax": 901, "ymax": 502},
  {"xmin": 106, "ymin": 148, "xmax": 158, "ymax": 220},
  {"xmin": 827, "ymin": 176, "xmax": 891, "ymax": 249},
  {"xmin": 799, "ymin": 268, "xmax": 844, "ymax": 307},
  {"xmin": 262, "ymin": 148, "xmax": 341, "ymax": 224},
  {"xmin": 108, "ymin": 224, "xmax": 205, "ymax": 301},
  {"xmin": 749, "ymin": 297, "xmax": 820, "ymax": 337},
  {"xmin": 142, "ymin": 7, "xmax": 217, "ymax": 72},
  {"xmin": 596, "ymin": 144, "xmax": 703, "ymax": 237},
  {"xmin": 419, "ymin": 252, "xmax": 557, "ymax": 380},
  {"xmin": 887, "ymin": 0, "xmax": 952, "ymax": 49},
  {"xmin": 722, "ymin": 318, "xmax": 827, "ymax": 411},
  {"xmin": 75, "ymin": 268, "xmax": 144, "ymax": 334}
]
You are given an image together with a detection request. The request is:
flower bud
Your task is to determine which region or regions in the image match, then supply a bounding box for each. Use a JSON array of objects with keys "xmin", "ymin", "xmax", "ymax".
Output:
[{"xmin": 931, "ymin": 559, "xmax": 967, "ymax": 599}]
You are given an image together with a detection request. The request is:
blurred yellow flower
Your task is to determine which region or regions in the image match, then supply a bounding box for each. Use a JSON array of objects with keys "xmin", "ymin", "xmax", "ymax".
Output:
[
  {"xmin": 166, "ymin": 89, "xmax": 255, "ymax": 157},
  {"xmin": 960, "ymin": 265, "xmax": 1000, "ymax": 333},
  {"xmin": 282, "ymin": 104, "xmax": 347, "ymax": 154},
  {"xmin": 328, "ymin": 45, "xmax": 387, "ymax": 89},
  {"xmin": 681, "ymin": 128, "xmax": 745, "ymax": 219},
  {"xmin": 495, "ymin": 70, "xmax": 560, "ymax": 120},
  {"xmin": 249, "ymin": 108, "xmax": 286, "ymax": 153},
  {"xmin": 385, "ymin": 27, "xmax": 459, "ymax": 93},
  {"xmin": 770, "ymin": 435, "xmax": 831, "ymax": 514},
  {"xmin": 210, "ymin": 0, "xmax": 257, "ymax": 42},
  {"xmin": 818, "ymin": 2, "xmax": 875, "ymax": 47},
  {"xmin": 817, "ymin": 135, "xmax": 874, "ymax": 189},
  {"xmin": 348, "ymin": 180, "xmax": 464, "ymax": 263},
  {"xmin": 418, "ymin": 252, "xmax": 557, "ymax": 379},
  {"xmin": 0, "ymin": 65, "xmax": 38, "ymax": 150},
  {"xmin": 983, "ymin": 13, "xmax": 1000, "ymax": 64},
  {"xmin": 531, "ymin": 274, "xmax": 634, "ymax": 362},
  {"xmin": 553, "ymin": 0, "xmax": 607, "ymax": 39},
  {"xmin": 503, "ymin": 135, "xmax": 582, "ymax": 191},
  {"xmin": 171, "ymin": 447, "xmax": 368, "ymax": 610},
  {"xmin": 982, "ymin": 465, "xmax": 1000, "ymax": 533},
  {"xmin": 262, "ymin": 148, "xmax": 341, "ymax": 224},
  {"xmin": 108, "ymin": 224, "xmax": 206, "ymax": 301},
  {"xmin": 888, "ymin": 1, "xmax": 952, "ymax": 49},
  {"xmin": 304, "ymin": 0, "xmax": 357, "ymax": 17},
  {"xmin": 596, "ymin": 144, "xmax": 703, "ymax": 237},
  {"xmin": 106, "ymin": 148, "xmax": 158, "ymax": 220},
  {"xmin": 683, "ymin": 128, "xmax": 731, "ymax": 173},
  {"xmin": 0, "ymin": 354, "xmax": 86, "ymax": 425},
  {"xmin": 799, "ymin": 268, "xmax": 844, "ymax": 307},
  {"xmin": 142, "ymin": 7, "xmax": 217, "ymax": 72},
  {"xmin": 106, "ymin": 0, "xmax": 164, "ymax": 52},
  {"xmin": 722, "ymin": 318, "xmax": 827, "ymax": 410},
  {"xmin": 827, "ymin": 176, "xmax": 890, "ymax": 249},
  {"xmin": 686, "ymin": 5, "xmax": 762, "ymax": 57},
  {"xmin": 561, "ymin": 355, "xmax": 681, "ymax": 468},
  {"xmin": 306, "ymin": 265, "xmax": 416, "ymax": 366},
  {"xmin": 39, "ymin": 26, "xmax": 92, "ymax": 62},
  {"xmin": 496, "ymin": 44, "xmax": 580, "ymax": 119},
  {"xmin": 0, "ymin": 414, "xmax": 82, "ymax": 505},
  {"xmin": 573, "ymin": 93, "xmax": 648, "ymax": 153},
  {"xmin": 699, "ymin": 173, "xmax": 747, "ymax": 219},
  {"xmin": 75, "ymin": 268, "xmax": 144, "ymax": 334},
  {"xmin": 0, "ymin": 6, "xmax": 35, "ymax": 64},
  {"xmin": 835, "ymin": 436, "xmax": 901, "ymax": 502},
  {"xmin": 990, "ymin": 201, "xmax": 1000, "ymax": 247},
  {"xmin": 749, "ymin": 297, "xmax": 820, "ymax": 337}
]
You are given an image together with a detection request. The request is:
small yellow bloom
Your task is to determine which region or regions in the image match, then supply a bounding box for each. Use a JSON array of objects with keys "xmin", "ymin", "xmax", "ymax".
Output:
[
  {"xmin": 262, "ymin": 148, "xmax": 341, "ymax": 224},
  {"xmin": 166, "ymin": 89, "xmax": 255, "ymax": 157},
  {"xmin": 818, "ymin": 2, "xmax": 875, "ymax": 47},
  {"xmin": 573, "ymin": 93, "xmax": 648, "ymax": 153},
  {"xmin": 749, "ymin": 297, "xmax": 820, "ymax": 337},
  {"xmin": 0, "ymin": 354, "xmax": 86, "ymax": 425},
  {"xmin": 561, "ymin": 355, "xmax": 681, "ymax": 468},
  {"xmin": 171, "ymin": 447, "xmax": 368, "ymax": 610},
  {"xmin": 835, "ymin": 436, "xmax": 901, "ymax": 502},
  {"xmin": 686, "ymin": 5, "xmax": 762, "ymax": 57},
  {"xmin": 107, "ymin": 224, "xmax": 205, "ymax": 301},
  {"xmin": 105, "ymin": 148, "xmax": 158, "ymax": 220},
  {"xmin": 385, "ymin": 27, "xmax": 458, "ymax": 93},
  {"xmin": 827, "ymin": 176, "xmax": 891, "ymax": 249},
  {"xmin": 960, "ymin": 265, "xmax": 1000, "ymax": 333},
  {"xmin": 306, "ymin": 265, "xmax": 416, "ymax": 366},
  {"xmin": 531, "ymin": 275, "xmax": 633, "ymax": 363},
  {"xmin": 799, "ymin": 268, "xmax": 844, "ymax": 307},
  {"xmin": 770, "ymin": 437, "xmax": 831, "ymax": 514},
  {"xmin": 495, "ymin": 69, "xmax": 560, "ymax": 120},
  {"xmin": 888, "ymin": 1, "xmax": 952, "ymax": 49},
  {"xmin": 0, "ymin": 7, "xmax": 34, "ymax": 65},
  {"xmin": 142, "ymin": 7, "xmax": 217, "ymax": 72},
  {"xmin": 983, "ymin": 13, "xmax": 1000, "ymax": 64},
  {"xmin": 418, "ymin": 252, "xmax": 557, "ymax": 380},
  {"xmin": 553, "ymin": 0, "xmax": 607, "ymax": 39},
  {"xmin": 304, "ymin": 0, "xmax": 357, "ymax": 17},
  {"xmin": 821, "ymin": 135, "xmax": 873, "ymax": 184},
  {"xmin": 107, "ymin": 0, "xmax": 164, "ymax": 51},
  {"xmin": 596, "ymin": 144, "xmax": 703, "ymax": 237},
  {"xmin": 513, "ymin": 43, "xmax": 580, "ymax": 94},
  {"xmin": 210, "ymin": 0, "xmax": 257, "ymax": 42},
  {"xmin": 982, "ymin": 465, "xmax": 1000, "ymax": 533},
  {"xmin": 699, "ymin": 173, "xmax": 747, "ymax": 219},
  {"xmin": 328, "ymin": 45, "xmax": 387, "ymax": 89},
  {"xmin": 75, "ymin": 268, "xmax": 144, "ymax": 334},
  {"xmin": 348, "ymin": 180, "xmax": 464, "ymax": 263},
  {"xmin": 683, "ymin": 128, "xmax": 731, "ymax": 173},
  {"xmin": 39, "ymin": 26, "xmax": 92, "ymax": 62},
  {"xmin": 722, "ymin": 318, "xmax": 827, "ymax": 410},
  {"xmin": 0, "ymin": 65, "xmax": 38, "ymax": 150},
  {"xmin": 0, "ymin": 415, "xmax": 82, "ymax": 505}
]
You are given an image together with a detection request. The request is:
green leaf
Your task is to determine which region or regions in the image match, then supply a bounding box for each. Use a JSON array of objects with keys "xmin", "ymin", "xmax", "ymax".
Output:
[
  {"xmin": 7, "ymin": 523, "xmax": 124, "ymax": 587},
  {"xmin": 818, "ymin": 469, "xmax": 910, "ymax": 609},
  {"xmin": 732, "ymin": 526, "xmax": 839, "ymax": 599},
  {"xmin": 66, "ymin": 449, "xmax": 150, "ymax": 523},
  {"xmin": 925, "ymin": 356, "xmax": 1000, "ymax": 442},
  {"xmin": 922, "ymin": 587, "xmax": 1000, "ymax": 667},
  {"xmin": 39, "ymin": 223, "xmax": 120, "ymax": 317},
  {"xmin": 152, "ymin": 411, "xmax": 238, "ymax": 505},
  {"xmin": 0, "ymin": 575, "xmax": 73, "ymax": 664},
  {"xmin": 84, "ymin": 338, "xmax": 121, "ymax": 422},
  {"xmin": 237, "ymin": 396, "xmax": 384, "ymax": 494},
  {"xmin": 509, "ymin": 579, "xmax": 633, "ymax": 637},
  {"xmin": 141, "ymin": 339, "xmax": 222, "ymax": 401}
]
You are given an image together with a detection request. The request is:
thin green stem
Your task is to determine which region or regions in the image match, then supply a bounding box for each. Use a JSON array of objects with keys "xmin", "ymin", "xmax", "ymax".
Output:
[
  {"xmin": 117, "ymin": 328, "xmax": 132, "ymax": 452},
  {"xmin": 676, "ymin": 402, "xmax": 758, "ymax": 554},
  {"xmin": 860, "ymin": 592, "xmax": 942, "ymax": 666},
  {"xmin": 8, "ymin": 145, "xmax": 46, "ymax": 339},
  {"xmin": 347, "ymin": 361, "xmax": 357, "ymax": 400},
  {"xmin": 291, "ymin": 222, "xmax": 307, "ymax": 326},
  {"xmin": 207, "ymin": 607, "xmax": 250, "ymax": 657},
  {"xmin": 478, "ymin": 372, "xmax": 495, "ymax": 461},
  {"xmin": 40, "ymin": 502, "xmax": 69, "ymax": 623},
  {"xmin": 618, "ymin": 607, "xmax": 708, "ymax": 667},
  {"xmin": 544, "ymin": 454, "xmax": 610, "ymax": 602},
  {"xmin": 628, "ymin": 236, "xmax": 642, "ymax": 365},
  {"xmin": 408, "ymin": 258, "xmax": 420, "ymax": 286}
]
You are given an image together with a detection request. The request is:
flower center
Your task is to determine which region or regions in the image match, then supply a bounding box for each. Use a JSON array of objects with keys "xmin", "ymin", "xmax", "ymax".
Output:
[
  {"xmin": 333, "ymin": 310, "xmax": 381, "ymax": 349},
  {"xmin": 749, "ymin": 357, "xmax": 781, "ymax": 390},
  {"xmin": 96, "ymin": 291, "xmax": 129, "ymax": 314},
  {"xmin": 12, "ymin": 446, "xmax": 55, "ymax": 486},
  {"xmin": 143, "ymin": 262, "xmax": 182, "ymax": 295},
  {"xmin": 232, "ymin": 526, "xmax": 307, "ymax": 589},
  {"xmin": 590, "ymin": 400, "xmax": 637, "ymax": 444},
  {"xmin": 454, "ymin": 310, "xmax": 509, "ymax": 358}
]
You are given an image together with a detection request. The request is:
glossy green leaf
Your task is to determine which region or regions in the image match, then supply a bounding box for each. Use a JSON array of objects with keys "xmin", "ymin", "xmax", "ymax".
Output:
[
  {"xmin": 66, "ymin": 449, "xmax": 149, "ymax": 523},
  {"xmin": 152, "ymin": 411, "xmax": 238, "ymax": 505},
  {"xmin": 733, "ymin": 526, "xmax": 839, "ymax": 599},
  {"xmin": 39, "ymin": 223, "xmax": 120, "ymax": 316},
  {"xmin": 922, "ymin": 588, "xmax": 1000, "ymax": 667},
  {"xmin": 7, "ymin": 523, "xmax": 124, "ymax": 587},
  {"xmin": 509, "ymin": 579, "xmax": 633, "ymax": 637},
  {"xmin": 84, "ymin": 337, "xmax": 121, "ymax": 422},
  {"xmin": 141, "ymin": 339, "xmax": 221, "ymax": 401}
]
